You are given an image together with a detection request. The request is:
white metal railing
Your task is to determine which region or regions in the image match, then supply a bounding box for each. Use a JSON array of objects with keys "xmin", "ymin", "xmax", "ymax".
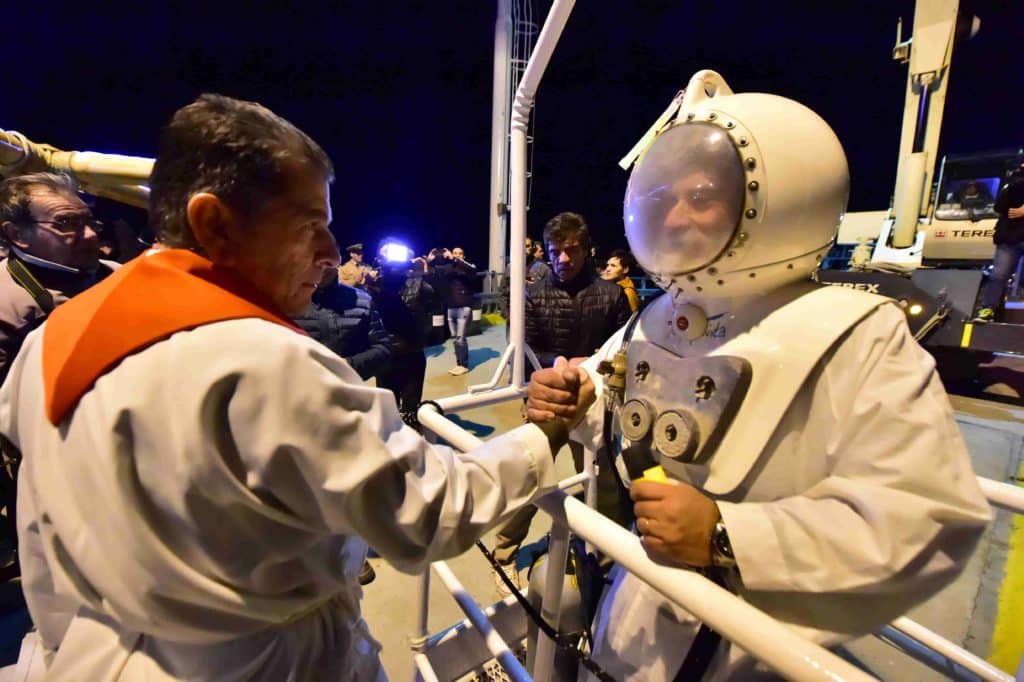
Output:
[
  {"xmin": 416, "ymin": 401, "xmax": 878, "ymax": 682},
  {"xmin": 416, "ymin": 399, "xmax": 1024, "ymax": 681}
]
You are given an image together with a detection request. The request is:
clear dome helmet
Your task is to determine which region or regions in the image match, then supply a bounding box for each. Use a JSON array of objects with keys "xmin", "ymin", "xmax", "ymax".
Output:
[{"xmin": 623, "ymin": 70, "xmax": 850, "ymax": 312}]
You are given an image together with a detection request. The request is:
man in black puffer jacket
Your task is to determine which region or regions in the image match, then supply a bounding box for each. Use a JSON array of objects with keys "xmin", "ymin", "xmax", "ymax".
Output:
[
  {"xmin": 492, "ymin": 211, "xmax": 631, "ymax": 596},
  {"xmin": 294, "ymin": 270, "xmax": 393, "ymax": 381},
  {"xmin": 525, "ymin": 212, "xmax": 631, "ymax": 370}
]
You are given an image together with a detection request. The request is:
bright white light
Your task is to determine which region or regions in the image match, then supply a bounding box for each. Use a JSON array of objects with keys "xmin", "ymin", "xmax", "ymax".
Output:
[
  {"xmin": 381, "ymin": 242, "xmax": 413, "ymax": 263},
  {"xmin": 909, "ymin": 303, "xmax": 923, "ymax": 315}
]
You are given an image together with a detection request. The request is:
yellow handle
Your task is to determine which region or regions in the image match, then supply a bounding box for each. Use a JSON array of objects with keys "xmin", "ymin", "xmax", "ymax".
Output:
[{"xmin": 637, "ymin": 466, "xmax": 668, "ymax": 483}]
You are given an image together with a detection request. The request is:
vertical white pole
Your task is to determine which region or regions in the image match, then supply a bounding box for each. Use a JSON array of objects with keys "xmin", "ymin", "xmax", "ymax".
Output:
[{"xmin": 487, "ymin": 0, "xmax": 513, "ymax": 291}]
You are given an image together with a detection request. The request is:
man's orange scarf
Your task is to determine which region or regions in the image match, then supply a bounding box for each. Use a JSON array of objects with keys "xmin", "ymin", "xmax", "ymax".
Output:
[{"xmin": 42, "ymin": 248, "xmax": 304, "ymax": 425}]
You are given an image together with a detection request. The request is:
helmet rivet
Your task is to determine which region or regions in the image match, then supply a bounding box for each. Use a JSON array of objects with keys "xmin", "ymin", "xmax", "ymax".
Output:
[
  {"xmin": 696, "ymin": 286, "xmax": 703, "ymax": 292},
  {"xmin": 787, "ymin": 263, "xmax": 795, "ymax": 269},
  {"xmin": 738, "ymin": 137, "xmax": 748, "ymax": 147},
  {"xmin": 727, "ymin": 251, "xmax": 735, "ymax": 258},
  {"xmin": 686, "ymin": 112, "xmax": 695, "ymax": 121},
  {"xmin": 687, "ymin": 274, "xmax": 697, "ymax": 282},
  {"xmin": 708, "ymin": 112, "xmax": 717, "ymax": 120},
  {"xmin": 747, "ymin": 180, "xmax": 759, "ymax": 191},
  {"xmin": 737, "ymin": 232, "xmax": 748, "ymax": 242},
  {"xmin": 717, "ymin": 279, "xmax": 725, "ymax": 285},
  {"xmin": 708, "ymin": 267, "xmax": 717, "ymax": 275},
  {"xmin": 749, "ymin": 272, "xmax": 756, "ymax": 278},
  {"xmin": 745, "ymin": 157, "xmax": 756, "ymax": 170},
  {"xmin": 745, "ymin": 208, "xmax": 757, "ymax": 219},
  {"xmin": 725, "ymin": 121, "xmax": 735, "ymax": 129}
]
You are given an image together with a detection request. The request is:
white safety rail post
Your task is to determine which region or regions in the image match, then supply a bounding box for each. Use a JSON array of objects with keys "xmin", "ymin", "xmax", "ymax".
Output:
[
  {"xmin": 506, "ymin": 0, "xmax": 576, "ymax": 389},
  {"xmin": 430, "ymin": 561, "xmax": 532, "ymax": 682},
  {"xmin": 978, "ymin": 475, "xmax": 1024, "ymax": 514},
  {"xmin": 869, "ymin": 474, "xmax": 1024, "ymax": 681},
  {"xmin": 879, "ymin": 618, "xmax": 1014, "ymax": 682},
  {"xmin": 414, "ymin": 404, "xmax": 877, "ymax": 682}
]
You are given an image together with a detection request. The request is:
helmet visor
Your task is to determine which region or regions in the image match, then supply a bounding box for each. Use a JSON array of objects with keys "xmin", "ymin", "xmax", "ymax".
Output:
[{"xmin": 624, "ymin": 123, "xmax": 745, "ymax": 275}]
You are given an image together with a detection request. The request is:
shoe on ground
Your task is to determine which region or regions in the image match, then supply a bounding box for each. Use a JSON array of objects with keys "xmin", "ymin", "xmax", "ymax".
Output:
[
  {"xmin": 493, "ymin": 560, "xmax": 523, "ymax": 599},
  {"xmin": 359, "ymin": 561, "xmax": 376, "ymax": 586},
  {"xmin": 972, "ymin": 308, "xmax": 995, "ymax": 323},
  {"xmin": 449, "ymin": 366, "xmax": 469, "ymax": 376}
]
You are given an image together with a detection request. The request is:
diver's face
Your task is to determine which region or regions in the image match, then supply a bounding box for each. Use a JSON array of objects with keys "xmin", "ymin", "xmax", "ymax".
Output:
[
  {"xmin": 657, "ymin": 170, "xmax": 735, "ymax": 261},
  {"xmin": 624, "ymin": 122, "xmax": 744, "ymax": 276}
]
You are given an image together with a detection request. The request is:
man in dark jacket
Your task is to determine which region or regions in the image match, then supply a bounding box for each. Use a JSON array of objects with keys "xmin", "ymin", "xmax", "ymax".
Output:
[
  {"xmin": 525, "ymin": 213, "xmax": 631, "ymax": 368},
  {"xmin": 974, "ymin": 162, "xmax": 1024, "ymax": 322},
  {"xmin": 432, "ymin": 246, "xmax": 477, "ymax": 375},
  {"xmin": 294, "ymin": 270, "xmax": 393, "ymax": 381},
  {"xmin": 492, "ymin": 211, "xmax": 631, "ymax": 595},
  {"xmin": 376, "ymin": 259, "xmax": 437, "ymax": 428}
]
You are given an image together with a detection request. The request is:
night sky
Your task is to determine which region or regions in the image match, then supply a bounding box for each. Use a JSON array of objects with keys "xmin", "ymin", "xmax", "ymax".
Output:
[{"xmin": 5, "ymin": 1, "xmax": 1022, "ymax": 265}]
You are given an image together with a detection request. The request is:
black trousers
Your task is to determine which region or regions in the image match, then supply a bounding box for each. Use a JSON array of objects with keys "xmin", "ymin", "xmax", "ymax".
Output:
[{"xmin": 377, "ymin": 350, "xmax": 427, "ymax": 415}]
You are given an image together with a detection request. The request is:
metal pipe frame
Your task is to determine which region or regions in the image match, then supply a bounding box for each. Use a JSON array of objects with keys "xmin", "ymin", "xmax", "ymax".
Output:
[
  {"xmin": 431, "ymin": 561, "xmax": 532, "ymax": 682},
  {"xmin": 881, "ymin": 617, "xmax": 1014, "ymax": 682},
  {"xmin": 978, "ymin": 475, "xmax": 1024, "ymax": 513},
  {"xmin": 413, "ymin": 408, "xmax": 874, "ymax": 680}
]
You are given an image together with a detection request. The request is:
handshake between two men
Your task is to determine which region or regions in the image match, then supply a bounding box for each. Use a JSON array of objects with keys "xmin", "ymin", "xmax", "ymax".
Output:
[{"xmin": 524, "ymin": 356, "xmax": 722, "ymax": 569}]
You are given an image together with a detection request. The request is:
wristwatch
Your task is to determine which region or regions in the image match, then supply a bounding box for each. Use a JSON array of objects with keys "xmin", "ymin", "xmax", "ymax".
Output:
[{"xmin": 710, "ymin": 520, "xmax": 737, "ymax": 569}]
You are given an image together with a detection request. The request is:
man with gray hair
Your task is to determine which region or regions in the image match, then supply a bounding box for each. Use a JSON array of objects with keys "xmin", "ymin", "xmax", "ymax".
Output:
[
  {"xmin": 0, "ymin": 173, "xmax": 117, "ymax": 580},
  {"xmin": 0, "ymin": 173, "xmax": 116, "ymax": 382}
]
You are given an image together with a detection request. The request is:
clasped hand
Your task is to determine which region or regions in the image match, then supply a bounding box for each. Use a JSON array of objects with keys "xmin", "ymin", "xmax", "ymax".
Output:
[{"xmin": 525, "ymin": 356, "xmax": 596, "ymax": 429}]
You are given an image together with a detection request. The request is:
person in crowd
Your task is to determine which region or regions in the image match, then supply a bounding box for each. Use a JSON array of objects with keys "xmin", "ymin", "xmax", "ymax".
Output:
[
  {"xmin": 526, "ymin": 72, "xmax": 990, "ymax": 680},
  {"xmin": 974, "ymin": 161, "xmax": 1024, "ymax": 322},
  {"xmin": 0, "ymin": 173, "xmax": 120, "ymax": 580},
  {"xmin": 492, "ymin": 212, "xmax": 631, "ymax": 594},
  {"xmin": 0, "ymin": 174, "xmax": 118, "ymax": 383},
  {"xmin": 601, "ymin": 248, "xmax": 640, "ymax": 312},
  {"xmin": 376, "ymin": 255, "xmax": 437, "ymax": 429},
  {"xmin": 528, "ymin": 240, "xmax": 552, "ymax": 286},
  {"xmin": 338, "ymin": 242, "xmax": 377, "ymax": 288},
  {"xmin": 0, "ymin": 93, "xmax": 592, "ymax": 679},
  {"xmin": 524, "ymin": 213, "xmax": 631, "ymax": 370},
  {"xmin": 295, "ymin": 268, "xmax": 393, "ymax": 382},
  {"xmin": 432, "ymin": 246, "xmax": 476, "ymax": 375}
]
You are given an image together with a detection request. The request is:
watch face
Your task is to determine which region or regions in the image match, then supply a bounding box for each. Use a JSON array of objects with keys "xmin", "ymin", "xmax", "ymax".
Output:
[{"xmin": 713, "ymin": 522, "xmax": 735, "ymax": 565}]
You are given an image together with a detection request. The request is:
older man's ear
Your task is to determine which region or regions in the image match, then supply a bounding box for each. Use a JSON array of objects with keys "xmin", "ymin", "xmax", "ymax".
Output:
[{"xmin": 186, "ymin": 193, "xmax": 239, "ymax": 264}]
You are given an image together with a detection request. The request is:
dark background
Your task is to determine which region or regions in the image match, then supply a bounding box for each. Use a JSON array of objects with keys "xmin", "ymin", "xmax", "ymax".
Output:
[{"xmin": 4, "ymin": 1, "xmax": 1022, "ymax": 264}]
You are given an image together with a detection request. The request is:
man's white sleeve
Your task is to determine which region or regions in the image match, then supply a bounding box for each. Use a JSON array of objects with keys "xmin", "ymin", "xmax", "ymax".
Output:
[{"xmin": 222, "ymin": 335, "xmax": 561, "ymax": 573}]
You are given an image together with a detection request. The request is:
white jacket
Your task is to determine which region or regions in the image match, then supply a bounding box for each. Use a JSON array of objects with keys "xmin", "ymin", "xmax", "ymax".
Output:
[{"xmin": 1, "ymin": 318, "xmax": 560, "ymax": 680}]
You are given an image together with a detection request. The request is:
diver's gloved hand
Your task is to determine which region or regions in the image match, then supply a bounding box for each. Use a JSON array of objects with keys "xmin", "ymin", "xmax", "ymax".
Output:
[
  {"xmin": 631, "ymin": 480, "xmax": 719, "ymax": 568},
  {"xmin": 525, "ymin": 356, "xmax": 595, "ymax": 429}
]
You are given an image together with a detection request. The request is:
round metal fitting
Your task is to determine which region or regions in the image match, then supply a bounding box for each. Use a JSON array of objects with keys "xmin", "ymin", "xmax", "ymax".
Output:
[
  {"xmin": 620, "ymin": 399, "xmax": 654, "ymax": 441},
  {"xmin": 747, "ymin": 180, "xmax": 759, "ymax": 191},
  {"xmin": 653, "ymin": 410, "xmax": 700, "ymax": 461},
  {"xmin": 738, "ymin": 137, "xmax": 748, "ymax": 147},
  {"xmin": 707, "ymin": 112, "xmax": 718, "ymax": 120},
  {"xmin": 745, "ymin": 157, "xmax": 757, "ymax": 170},
  {"xmin": 686, "ymin": 112, "xmax": 695, "ymax": 120},
  {"xmin": 725, "ymin": 121, "xmax": 735, "ymax": 129},
  {"xmin": 745, "ymin": 208, "xmax": 758, "ymax": 219}
]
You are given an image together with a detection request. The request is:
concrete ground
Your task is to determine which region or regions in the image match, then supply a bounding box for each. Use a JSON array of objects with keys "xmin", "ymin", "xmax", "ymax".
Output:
[{"xmin": 366, "ymin": 325, "xmax": 1024, "ymax": 681}]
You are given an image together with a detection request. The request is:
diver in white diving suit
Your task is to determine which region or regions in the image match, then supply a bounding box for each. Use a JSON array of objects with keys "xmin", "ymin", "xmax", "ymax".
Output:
[{"xmin": 524, "ymin": 70, "xmax": 992, "ymax": 680}]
